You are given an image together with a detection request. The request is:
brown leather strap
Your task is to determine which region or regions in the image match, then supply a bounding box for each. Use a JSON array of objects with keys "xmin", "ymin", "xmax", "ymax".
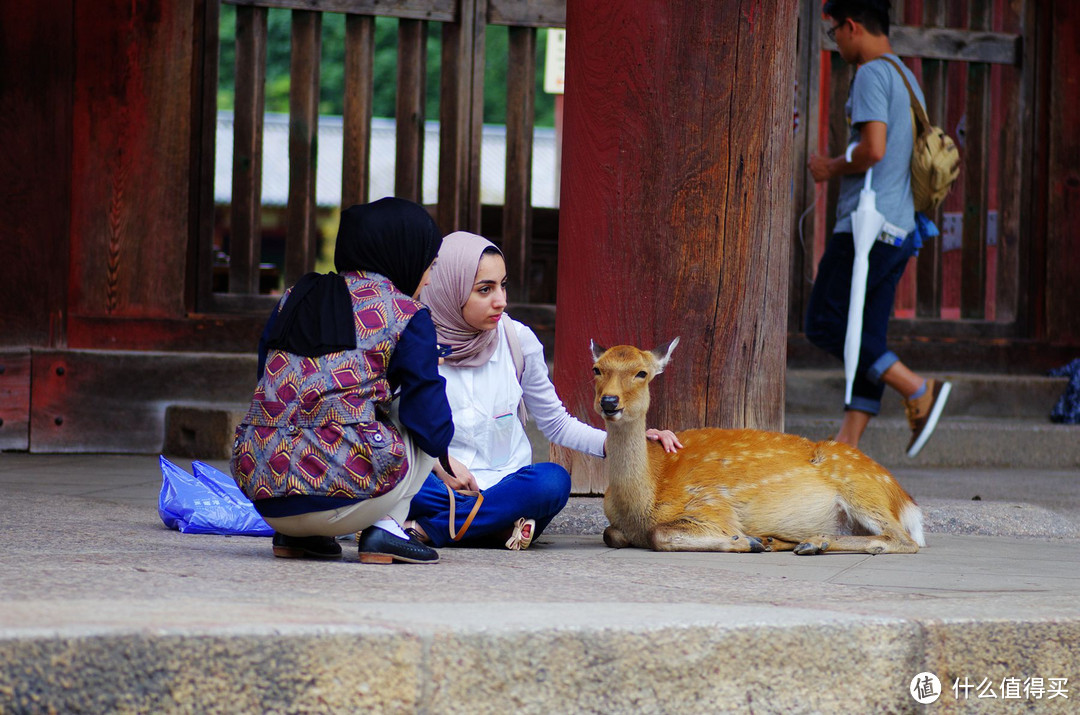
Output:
[
  {"xmin": 877, "ymin": 56, "xmax": 932, "ymax": 134},
  {"xmin": 446, "ymin": 483, "xmax": 484, "ymax": 542}
]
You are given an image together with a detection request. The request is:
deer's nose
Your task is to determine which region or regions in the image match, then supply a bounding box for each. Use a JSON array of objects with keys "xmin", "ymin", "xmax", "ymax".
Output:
[{"xmin": 600, "ymin": 395, "xmax": 620, "ymax": 414}]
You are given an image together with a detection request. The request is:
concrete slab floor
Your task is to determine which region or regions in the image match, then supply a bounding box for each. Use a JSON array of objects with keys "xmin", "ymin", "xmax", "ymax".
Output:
[
  {"xmin": 2, "ymin": 453, "xmax": 1080, "ymax": 621},
  {"xmin": 3, "ymin": 453, "xmax": 1080, "ymax": 713}
]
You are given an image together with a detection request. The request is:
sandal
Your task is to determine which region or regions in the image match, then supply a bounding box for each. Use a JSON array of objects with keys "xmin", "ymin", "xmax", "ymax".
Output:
[{"xmin": 505, "ymin": 517, "xmax": 535, "ymax": 551}]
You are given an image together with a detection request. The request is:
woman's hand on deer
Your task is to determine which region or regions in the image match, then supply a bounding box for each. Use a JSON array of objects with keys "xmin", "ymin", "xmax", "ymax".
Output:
[
  {"xmin": 646, "ymin": 428, "xmax": 683, "ymax": 453},
  {"xmin": 433, "ymin": 455, "xmax": 480, "ymax": 492}
]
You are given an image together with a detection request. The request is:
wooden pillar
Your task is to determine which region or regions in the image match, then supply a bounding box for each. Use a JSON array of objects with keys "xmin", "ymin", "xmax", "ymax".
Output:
[
  {"xmin": 229, "ymin": 5, "xmax": 268, "ymax": 297},
  {"xmin": 70, "ymin": 0, "xmax": 195, "ymax": 322},
  {"xmin": 960, "ymin": 0, "xmax": 991, "ymax": 319},
  {"xmin": 552, "ymin": 1, "xmax": 798, "ymax": 492},
  {"xmin": 0, "ymin": 0, "xmax": 72, "ymax": 348},
  {"xmin": 394, "ymin": 19, "xmax": 427, "ymax": 203},
  {"xmin": 341, "ymin": 14, "xmax": 376, "ymax": 210},
  {"xmin": 1045, "ymin": 1, "xmax": 1080, "ymax": 345},
  {"xmin": 438, "ymin": 0, "xmax": 486, "ymax": 233},
  {"xmin": 284, "ymin": 10, "xmax": 322, "ymax": 287}
]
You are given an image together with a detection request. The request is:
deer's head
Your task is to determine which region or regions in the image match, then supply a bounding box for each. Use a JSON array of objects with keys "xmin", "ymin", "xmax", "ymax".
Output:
[{"xmin": 589, "ymin": 338, "xmax": 679, "ymax": 422}]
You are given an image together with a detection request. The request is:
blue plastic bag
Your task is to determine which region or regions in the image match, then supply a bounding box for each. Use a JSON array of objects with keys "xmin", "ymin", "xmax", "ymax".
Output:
[
  {"xmin": 1049, "ymin": 358, "xmax": 1080, "ymax": 424},
  {"xmin": 158, "ymin": 456, "xmax": 273, "ymax": 536}
]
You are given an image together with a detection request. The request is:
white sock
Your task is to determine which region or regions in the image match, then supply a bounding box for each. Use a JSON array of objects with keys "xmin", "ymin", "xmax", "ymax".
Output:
[{"xmin": 372, "ymin": 517, "xmax": 407, "ymax": 539}]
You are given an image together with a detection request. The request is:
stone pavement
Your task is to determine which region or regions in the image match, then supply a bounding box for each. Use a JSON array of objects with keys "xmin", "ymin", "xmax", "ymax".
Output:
[{"xmin": 2, "ymin": 453, "xmax": 1080, "ymax": 713}]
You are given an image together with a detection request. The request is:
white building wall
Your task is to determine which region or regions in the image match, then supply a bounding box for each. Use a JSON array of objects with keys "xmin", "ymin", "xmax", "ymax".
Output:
[{"xmin": 215, "ymin": 112, "xmax": 560, "ymax": 209}]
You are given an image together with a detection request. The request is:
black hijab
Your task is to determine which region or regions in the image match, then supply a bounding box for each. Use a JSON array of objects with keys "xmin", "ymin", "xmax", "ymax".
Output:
[
  {"xmin": 265, "ymin": 197, "xmax": 442, "ymax": 358},
  {"xmin": 335, "ymin": 197, "xmax": 442, "ymax": 297}
]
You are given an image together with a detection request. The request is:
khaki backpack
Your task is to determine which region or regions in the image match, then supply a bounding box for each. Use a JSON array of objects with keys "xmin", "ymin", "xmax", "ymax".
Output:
[{"xmin": 880, "ymin": 56, "xmax": 960, "ymax": 213}]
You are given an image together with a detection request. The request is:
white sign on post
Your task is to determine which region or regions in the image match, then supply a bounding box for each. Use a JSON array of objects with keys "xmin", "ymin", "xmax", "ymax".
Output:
[{"xmin": 544, "ymin": 29, "xmax": 566, "ymax": 95}]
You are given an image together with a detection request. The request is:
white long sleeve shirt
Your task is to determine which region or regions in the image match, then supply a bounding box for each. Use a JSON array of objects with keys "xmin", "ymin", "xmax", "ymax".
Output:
[{"xmin": 438, "ymin": 317, "xmax": 606, "ymax": 490}]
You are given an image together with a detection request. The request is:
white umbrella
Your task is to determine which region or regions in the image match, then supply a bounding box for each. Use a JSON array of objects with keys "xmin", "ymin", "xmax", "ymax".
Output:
[{"xmin": 844, "ymin": 143, "xmax": 886, "ymax": 406}]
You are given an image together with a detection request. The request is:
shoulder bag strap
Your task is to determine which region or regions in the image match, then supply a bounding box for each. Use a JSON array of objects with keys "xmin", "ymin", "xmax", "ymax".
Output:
[
  {"xmin": 501, "ymin": 316, "xmax": 529, "ymax": 426},
  {"xmin": 878, "ymin": 55, "xmax": 932, "ymax": 135},
  {"xmin": 502, "ymin": 314, "xmax": 525, "ymax": 383}
]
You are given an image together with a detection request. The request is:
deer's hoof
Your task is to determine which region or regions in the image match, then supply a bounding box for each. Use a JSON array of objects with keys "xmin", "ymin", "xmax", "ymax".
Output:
[
  {"xmin": 746, "ymin": 536, "xmax": 766, "ymax": 553},
  {"xmin": 794, "ymin": 539, "xmax": 828, "ymax": 555}
]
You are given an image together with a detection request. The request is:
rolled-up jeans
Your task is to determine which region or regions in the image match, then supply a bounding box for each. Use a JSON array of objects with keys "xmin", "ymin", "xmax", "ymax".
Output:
[
  {"xmin": 262, "ymin": 402, "xmax": 434, "ymax": 537},
  {"xmin": 408, "ymin": 462, "xmax": 571, "ymax": 548},
  {"xmin": 804, "ymin": 230, "xmax": 917, "ymax": 415}
]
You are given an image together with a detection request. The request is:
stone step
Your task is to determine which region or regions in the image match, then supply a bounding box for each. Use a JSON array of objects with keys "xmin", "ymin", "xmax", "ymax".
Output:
[
  {"xmin": 786, "ymin": 369, "xmax": 1066, "ymax": 420},
  {"xmin": 166, "ymin": 371, "xmax": 1074, "ymax": 470},
  {"xmin": 785, "ymin": 415, "xmax": 1080, "ymax": 470},
  {"xmin": 784, "ymin": 369, "xmax": 1076, "ymax": 469},
  {"xmin": 163, "ymin": 403, "xmax": 247, "ymax": 460}
]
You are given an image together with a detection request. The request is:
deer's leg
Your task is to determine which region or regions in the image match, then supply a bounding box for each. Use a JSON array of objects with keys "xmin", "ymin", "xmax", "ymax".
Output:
[
  {"xmin": 603, "ymin": 525, "xmax": 632, "ymax": 549},
  {"xmin": 793, "ymin": 527, "xmax": 920, "ymax": 555},
  {"xmin": 648, "ymin": 519, "xmax": 767, "ymax": 553},
  {"xmin": 759, "ymin": 536, "xmax": 800, "ymax": 552},
  {"xmin": 649, "ymin": 498, "xmax": 765, "ymax": 552}
]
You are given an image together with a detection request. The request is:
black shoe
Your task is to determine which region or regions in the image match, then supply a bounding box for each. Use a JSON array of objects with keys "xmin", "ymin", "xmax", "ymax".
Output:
[
  {"xmin": 272, "ymin": 532, "xmax": 343, "ymax": 559},
  {"xmin": 358, "ymin": 526, "xmax": 439, "ymax": 564}
]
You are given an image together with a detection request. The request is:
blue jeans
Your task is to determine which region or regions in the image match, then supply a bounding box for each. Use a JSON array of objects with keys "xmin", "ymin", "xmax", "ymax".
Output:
[
  {"xmin": 805, "ymin": 231, "xmax": 917, "ymax": 415},
  {"xmin": 407, "ymin": 462, "xmax": 571, "ymax": 548}
]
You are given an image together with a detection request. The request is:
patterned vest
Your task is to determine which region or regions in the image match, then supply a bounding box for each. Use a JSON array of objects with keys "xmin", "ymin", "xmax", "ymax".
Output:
[{"xmin": 231, "ymin": 272, "xmax": 422, "ymax": 503}]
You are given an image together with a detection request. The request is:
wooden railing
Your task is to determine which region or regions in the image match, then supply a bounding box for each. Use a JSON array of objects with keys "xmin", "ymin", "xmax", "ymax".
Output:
[{"xmin": 199, "ymin": 0, "xmax": 565, "ymax": 314}]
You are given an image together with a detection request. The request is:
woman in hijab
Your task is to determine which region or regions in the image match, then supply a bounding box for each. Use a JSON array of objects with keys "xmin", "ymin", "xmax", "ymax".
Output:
[
  {"xmin": 405, "ymin": 232, "xmax": 681, "ymax": 550},
  {"xmin": 231, "ymin": 197, "xmax": 454, "ymax": 564}
]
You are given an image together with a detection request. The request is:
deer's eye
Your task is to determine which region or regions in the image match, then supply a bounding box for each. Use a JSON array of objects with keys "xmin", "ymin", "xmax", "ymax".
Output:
[
  {"xmin": 636, "ymin": 371, "xmax": 647, "ymax": 379},
  {"xmin": 592, "ymin": 367, "xmax": 601, "ymax": 376}
]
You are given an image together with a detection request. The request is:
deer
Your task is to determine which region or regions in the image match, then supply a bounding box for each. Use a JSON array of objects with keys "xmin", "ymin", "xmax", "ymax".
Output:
[{"xmin": 590, "ymin": 338, "xmax": 924, "ymax": 555}]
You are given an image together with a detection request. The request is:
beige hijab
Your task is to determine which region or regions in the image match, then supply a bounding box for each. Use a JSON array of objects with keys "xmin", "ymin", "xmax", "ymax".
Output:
[
  {"xmin": 420, "ymin": 231, "xmax": 502, "ymax": 367},
  {"xmin": 421, "ymin": 231, "xmax": 528, "ymax": 425}
]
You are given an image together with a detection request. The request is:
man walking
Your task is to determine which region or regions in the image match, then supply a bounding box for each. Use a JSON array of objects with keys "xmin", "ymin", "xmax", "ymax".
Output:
[{"xmin": 806, "ymin": 0, "xmax": 950, "ymax": 457}]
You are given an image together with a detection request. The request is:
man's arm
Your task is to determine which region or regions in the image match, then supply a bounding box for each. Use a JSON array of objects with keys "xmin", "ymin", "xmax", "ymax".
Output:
[{"xmin": 808, "ymin": 120, "xmax": 887, "ymax": 182}]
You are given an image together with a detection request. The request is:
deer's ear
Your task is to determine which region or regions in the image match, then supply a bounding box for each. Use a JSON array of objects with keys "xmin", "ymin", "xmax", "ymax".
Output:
[
  {"xmin": 651, "ymin": 337, "xmax": 680, "ymax": 373},
  {"xmin": 589, "ymin": 339, "xmax": 607, "ymax": 362}
]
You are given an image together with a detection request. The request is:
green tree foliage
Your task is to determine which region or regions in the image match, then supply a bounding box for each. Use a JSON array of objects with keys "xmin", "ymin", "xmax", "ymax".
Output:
[{"xmin": 217, "ymin": 5, "xmax": 556, "ymax": 127}]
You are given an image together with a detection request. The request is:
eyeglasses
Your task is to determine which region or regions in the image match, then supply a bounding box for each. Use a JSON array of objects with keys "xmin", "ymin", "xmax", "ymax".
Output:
[{"xmin": 826, "ymin": 22, "xmax": 844, "ymax": 41}]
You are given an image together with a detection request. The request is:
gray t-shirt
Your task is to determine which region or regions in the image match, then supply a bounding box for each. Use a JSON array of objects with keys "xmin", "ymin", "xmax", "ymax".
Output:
[{"xmin": 833, "ymin": 54, "xmax": 925, "ymax": 235}]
